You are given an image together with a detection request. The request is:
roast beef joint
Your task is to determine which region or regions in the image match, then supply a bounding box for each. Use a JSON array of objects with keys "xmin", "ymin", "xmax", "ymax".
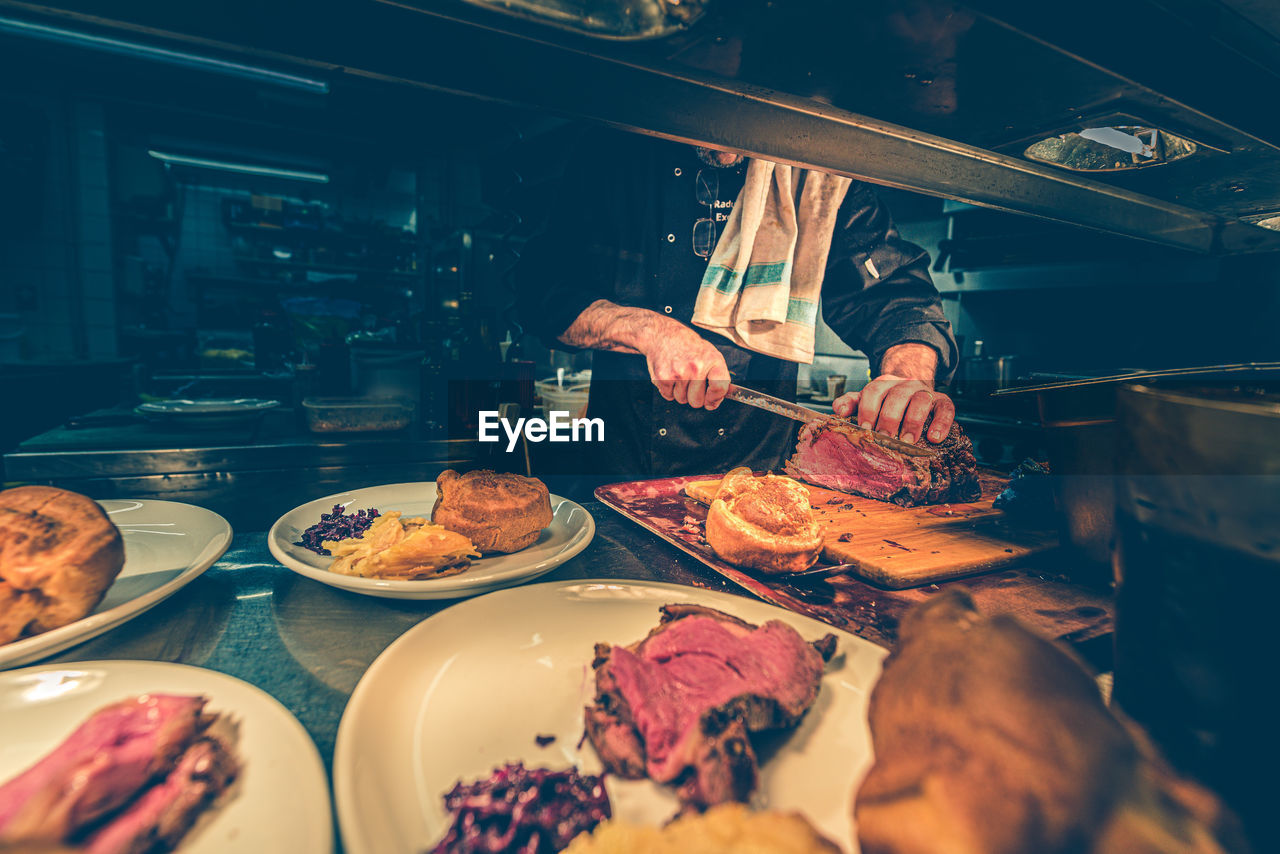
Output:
[{"xmin": 785, "ymin": 420, "xmax": 981, "ymax": 506}]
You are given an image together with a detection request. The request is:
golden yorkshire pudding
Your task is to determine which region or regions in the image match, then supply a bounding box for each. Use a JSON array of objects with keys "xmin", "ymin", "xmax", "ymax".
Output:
[
  {"xmin": 431, "ymin": 469, "xmax": 553, "ymax": 554},
  {"xmin": 704, "ymin": 468, "xmax": 823, "ymax": 574},
  {"xmin": 0, "ymin": 486, "xmax": 125, "ymax": 645},
  {"xmin": 855, "ymin": 590, "xmax": 1247, "ymax": 854},
  {"xmin": 566, "ymin": 803, "xmax": 841, "ymax": 854}
]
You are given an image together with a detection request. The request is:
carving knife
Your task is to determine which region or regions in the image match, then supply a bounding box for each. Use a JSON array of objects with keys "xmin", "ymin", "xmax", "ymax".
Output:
[{"xmin": 724, "ymin": 383, "xmax": 936, "ymax": 458}]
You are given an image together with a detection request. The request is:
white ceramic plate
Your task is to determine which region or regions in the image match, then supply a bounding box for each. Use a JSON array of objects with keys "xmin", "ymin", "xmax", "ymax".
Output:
[
  {"xmin": 0, "ymin": 660, "xmax": 331, "ymax": 853},
  {"xmin": 135, "ymin": 399, "xmax": 279, "ymax": 430},
  {"xmin": 1, "ymin": 500, "xmax": 232, "ymax": 670},
  {"xmin": 334, "ymin": 580, "xmax": 887, "ymax": 854},
  {"xmin": 268, "ymin": 483, "xmax": 594, "ymax": 600},
  {"xmin": 136, "ymin": 398, "xmax": 280, "ymax": 416}
]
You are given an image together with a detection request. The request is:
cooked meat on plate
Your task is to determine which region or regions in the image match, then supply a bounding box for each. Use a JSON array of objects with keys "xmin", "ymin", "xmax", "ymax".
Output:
[
  {"xmin": 785, "ymin": 420, "xmax": 981, "ymax": 506},
  {"xmin": 81, "ymin": 736, "xmax": 238, "ymax": 854},
  {"xmin": 584, "ymin": 604, "xmax": 836, "ymax": 813},
  {"xmin": 0, "ymin": 694, "xmax": 238, "ymax": 853},
  {"xmin": 0, "ymin": 486, "xmax": 125, "ymax": 645}
]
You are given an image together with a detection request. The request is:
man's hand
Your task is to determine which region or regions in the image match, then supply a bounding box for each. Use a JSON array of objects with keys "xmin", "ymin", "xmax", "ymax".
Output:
[
  {"xmin": 558, "ymin": 299, "xmax": 730, "ymax": 409},
  {"xmin": 833, "ymin": 376, "xmax": 955, "ymax": 443},
  {"xmin": 832, "ymin": 343, "xmax": 954, "ymax": 444},
  {"xmin": 644, "ymin": 323, "xmax": 730, "ymax": 409}
]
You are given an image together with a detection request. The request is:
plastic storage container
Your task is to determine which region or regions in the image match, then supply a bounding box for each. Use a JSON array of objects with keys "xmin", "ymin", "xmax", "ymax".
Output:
[
  {"xmin": 350, "ymin": 347, "xmax": 424, "ymax": 416},
  {"xmin": 302, "ymin": 397, "xmax": 413, "ymax": 433},
  {"xmin": 535, "ymin": 376, "xmax": 591, "ymax": 419}
]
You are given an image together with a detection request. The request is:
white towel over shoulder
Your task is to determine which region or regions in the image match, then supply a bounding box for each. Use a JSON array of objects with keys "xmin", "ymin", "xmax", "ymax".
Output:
[{"xmin": 692, "ymin": 161, "xmax": 851, "ymax": 364}]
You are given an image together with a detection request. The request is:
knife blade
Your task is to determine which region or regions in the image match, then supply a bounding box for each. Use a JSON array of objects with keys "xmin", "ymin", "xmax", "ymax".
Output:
[
  {"xmin": 724, "ymin": 383, "xmax": 936, "ymax": 458},
  {"xmin": 789, "ymin": 562, "xmax": 860, "ymax": 579}
]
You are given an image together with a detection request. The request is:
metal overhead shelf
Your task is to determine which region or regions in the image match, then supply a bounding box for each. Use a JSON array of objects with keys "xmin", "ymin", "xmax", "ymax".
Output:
[
  {"xmin": 934, "ymin": 258, "xmax": 1222, "ymax": 293},
  {"xmin": 5, "ymin": 0, "xmax": 1280, "ymax": 254}
]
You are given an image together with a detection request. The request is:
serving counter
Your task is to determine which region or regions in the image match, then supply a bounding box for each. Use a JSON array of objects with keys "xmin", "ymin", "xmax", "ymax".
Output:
[
  {"xmin": 3, "ymin": 408, "xmax": 483, "ymax": 531},
  {"xmin": 35, "ymin": 498, "xmax": 1114, "ymax": 776}
]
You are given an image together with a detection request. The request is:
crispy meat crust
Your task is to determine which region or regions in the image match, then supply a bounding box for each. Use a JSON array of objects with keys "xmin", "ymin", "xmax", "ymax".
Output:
[{"xmin": 785, "ymin": 421, "xmax": 981, "ymax": 506}]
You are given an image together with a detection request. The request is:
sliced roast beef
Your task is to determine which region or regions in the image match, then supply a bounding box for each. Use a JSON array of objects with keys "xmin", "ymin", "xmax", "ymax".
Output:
[
  {"xmin": 83, "ymin": 736, "xmax": 238, "ymax": 854},
  {"xmin": 785, "ymin": 420, "xmax": 981, "ymax": 506},
  {"xmin": 0, "ymin": 695, "xmax": 208, "ymax": 844},
  {"xmin": 583, "ymin": 604, "xmax": 836, "ymax": 812}
]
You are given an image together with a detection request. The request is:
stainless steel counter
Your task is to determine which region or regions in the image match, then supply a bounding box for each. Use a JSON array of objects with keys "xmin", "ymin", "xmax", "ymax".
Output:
[
  {"xmin": 23, "ymin": 495, "xmax": 1109, "ymax": 854},
  {"xmin": 38, "ymin": 496, "xmax": 1113, "ymax": 778},
  {"xmin": 4, "ymin": 410, "xmax": 483, "ymax": 530},
  {"xmin": 38, "ymin": 500, "xmax": 742, "ymax": 776}
]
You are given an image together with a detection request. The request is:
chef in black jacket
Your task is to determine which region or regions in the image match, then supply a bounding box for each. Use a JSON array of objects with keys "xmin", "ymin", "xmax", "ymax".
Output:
[{"xmin": 518, "ymin": 128, "xmax": 959, "ymax": 480}]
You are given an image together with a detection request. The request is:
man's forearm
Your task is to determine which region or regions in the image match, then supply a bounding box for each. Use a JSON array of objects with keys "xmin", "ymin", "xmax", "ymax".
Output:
[
  {"xmin": 557, "ymin": 299, "xmax": 671, "ymax": 355},
  {"xmin": 880, "ymin": 343, "xmax": 939, "ymax": 386}
]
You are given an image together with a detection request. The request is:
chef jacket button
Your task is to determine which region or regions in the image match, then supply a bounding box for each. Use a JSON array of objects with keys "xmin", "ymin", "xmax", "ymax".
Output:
[
  {"xmin": 666, "ymin": 233, "xmax": 676, "ymax": 243},
  {"xmin": 673, "ymin": 167, "xmax": 683, "ymax": 176},
  {"xmin": 663, "ymin": 305, "xmax": 673, "ymax": 314},
  {"xmin": 717, "ymin": 428, "xmax": 725, "ymax": 437},
  {"xmin": 658, "ymin": 427, "xmax": 668, "ymax": 437}
]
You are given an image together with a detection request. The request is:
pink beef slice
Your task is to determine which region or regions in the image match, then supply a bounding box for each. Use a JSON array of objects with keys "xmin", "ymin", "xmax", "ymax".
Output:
[
  {"xmin": 0, "ymin": 695, "xmax": 208, "ymax": 844},
  {"xmin": 784, "ymin": 420, "xmax": 982, "ymax": 506},
  {"xmin": 583, "ymin": 604, "xmax": 835, "ymax": 812},
  {"xmin": 84, "ymin": 736, "xmax": 238, "ymax": 854}
]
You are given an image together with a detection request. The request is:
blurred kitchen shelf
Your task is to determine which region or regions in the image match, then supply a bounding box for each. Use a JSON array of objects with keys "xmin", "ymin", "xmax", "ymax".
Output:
[
  {"xmin": 230, "ymin": 257, "xmax": 421, "ymax": 278},
  {"xmin": 189, "ymin": 274, "xmax": 415, "ymax": 292},
  {"xmin": 113, "ymin": 211, "xmax": 176, "ymax": 226},
  {"xmin": 935, "ymin": 258, "xmax": 1221, "ymax": 293},
  {"xmin": 226, "ymin": 220, "xmax": 421, "ymax": 246}
]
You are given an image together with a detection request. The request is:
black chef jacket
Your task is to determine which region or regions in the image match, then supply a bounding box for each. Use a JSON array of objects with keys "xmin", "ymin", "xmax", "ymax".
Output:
[{"xmin": 517, "ymin": 129, "xmax": 956, "ymax": 480}]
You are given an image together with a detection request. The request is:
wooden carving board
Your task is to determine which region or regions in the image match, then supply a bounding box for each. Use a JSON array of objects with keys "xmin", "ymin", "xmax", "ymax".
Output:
[{"xmin": 685, "ymin": 472, "xmax": 1057, "ymax": 589}]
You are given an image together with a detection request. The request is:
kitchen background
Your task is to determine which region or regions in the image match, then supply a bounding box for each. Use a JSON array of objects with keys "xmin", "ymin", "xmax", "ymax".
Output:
[{"xmin": 3, "ymin": 11, "xmax": 1280, "ymax": 526}]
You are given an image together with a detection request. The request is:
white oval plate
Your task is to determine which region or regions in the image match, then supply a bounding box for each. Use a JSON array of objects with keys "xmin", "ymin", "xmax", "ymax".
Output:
[
  {"xmin": 1, "ymin": 500, "xmax": 232, "ymax": 670},
  {"xmin": 135, "ymin": 399, "xmax": 279, "ymax": 430},
  {"xmin": 135, "ymin": 398, "xmax": 280, "ymax": 416},
  {"xmin": 334, "ymin": 580, "xmax": 886, "ymax": 854},
  {"xmin": 268, "ymin": 483, "xmax": 594, "ymax": 600},
  {"xmin": 0, "ymin": 660, "xmax": 331, "ymax": 853}
]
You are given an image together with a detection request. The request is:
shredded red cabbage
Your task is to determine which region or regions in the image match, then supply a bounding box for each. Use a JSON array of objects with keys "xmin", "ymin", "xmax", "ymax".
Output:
[
  {"xmin": 295, "ymin": 504, "xmax": 380, "ymax": 555},
  {"xmin": 429, "ymin": 762, "xmax": 610, "ymax": 853}
]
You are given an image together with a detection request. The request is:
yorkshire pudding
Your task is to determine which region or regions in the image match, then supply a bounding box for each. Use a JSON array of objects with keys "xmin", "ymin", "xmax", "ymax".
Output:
[
  {"xmin": 0, "ymin": 486, "xmax": 125, "ymax": 644},
  {"xmin": 705, "ymin": 468, "xmax": 823, "ymax": 574},
  {"xmin": 431, "ymin": 469, "xmax": 553, "ymax": 554}
]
